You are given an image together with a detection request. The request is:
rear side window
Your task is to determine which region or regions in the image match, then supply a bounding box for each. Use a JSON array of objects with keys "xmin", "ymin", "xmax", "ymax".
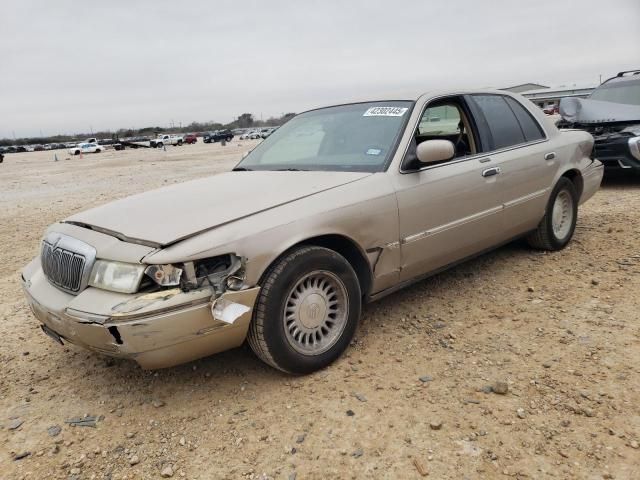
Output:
[
  {"xmin": 471, "ymin": 95, "xmax": 525, "ymax": 150},
  {"xmin": 504, "ymin": 97, "xmax": 545, "ymax": 142}
]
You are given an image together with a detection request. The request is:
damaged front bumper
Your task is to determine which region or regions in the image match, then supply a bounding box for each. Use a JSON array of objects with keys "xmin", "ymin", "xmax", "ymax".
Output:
[
  {"xmin": 594, "ymin": 134, "xmax": 640, "ymax": 170},
  {"xmin": 21, "ymin": 257, "xmax": 260, "ymax": 369}
]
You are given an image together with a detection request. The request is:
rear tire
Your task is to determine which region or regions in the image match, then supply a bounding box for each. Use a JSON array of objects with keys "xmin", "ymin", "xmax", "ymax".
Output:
[
  {"xmin": 247, "ymin": 246, "xmax": 361, "ymax": 374},
  {"xmin": 527, "ymin": 177, "xmax": 578, "ymax": 251}
]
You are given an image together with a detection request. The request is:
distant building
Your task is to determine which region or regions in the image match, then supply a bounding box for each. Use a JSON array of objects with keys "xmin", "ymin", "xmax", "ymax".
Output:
[
  {"xmin": 502, "ymin": 83, "xmax": 549, "ymax": 93},
  {"xmin": 502, "ymin": 82, "xmax": 597, "ymax": 109}
]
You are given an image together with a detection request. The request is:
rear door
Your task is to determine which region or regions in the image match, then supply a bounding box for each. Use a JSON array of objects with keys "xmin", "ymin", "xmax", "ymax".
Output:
[
  {"xmin": 466, "ymin": 94, "xmax": 557, "ymax": 237},
  {"xmin": 392, "ymin": 96, "xmax": 506, "ymax": 281}
]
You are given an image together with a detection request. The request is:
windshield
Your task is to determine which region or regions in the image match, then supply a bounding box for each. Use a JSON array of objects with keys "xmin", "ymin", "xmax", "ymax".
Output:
[
  {"xmin": 590, "ymin": 78, "xmax": 640, "ymax": 106},
  {"xmin": 235, "ymin": 101, "xmax": 413, "ymax": 172}
]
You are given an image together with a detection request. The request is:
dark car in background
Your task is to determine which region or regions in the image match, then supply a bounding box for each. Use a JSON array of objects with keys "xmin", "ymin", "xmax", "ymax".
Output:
[
  {"xmin": 559, "ymin": 69, "xmax": 640, "ymax": 171},
  {"xmin": 184, "ymin": 133, "xmax": 198, "ymax": 144},
  {"xmin": 203, "ymin": 130, "xmax": 234, "ymax": 143}
]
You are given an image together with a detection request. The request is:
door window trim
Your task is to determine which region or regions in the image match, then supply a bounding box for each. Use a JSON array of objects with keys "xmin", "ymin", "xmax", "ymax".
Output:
[
  {"xmin": 399, "ymin": 93, "xmax": 549, "ymax": 175},
  {"xmin": 466, "ymin": 93, "xmax": 548, "ymax": 149}
]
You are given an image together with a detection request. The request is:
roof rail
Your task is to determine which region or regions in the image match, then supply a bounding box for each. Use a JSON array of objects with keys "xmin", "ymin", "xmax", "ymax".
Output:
[{"xmin": 616, "ymin": 69, "xmax": 640, "ymax": 77}]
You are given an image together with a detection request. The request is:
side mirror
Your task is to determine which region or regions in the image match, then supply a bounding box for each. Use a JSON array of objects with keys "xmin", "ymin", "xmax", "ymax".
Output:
[{"xmin": 416, "ymin": 140, "xmax": 455, "ymax": 164}]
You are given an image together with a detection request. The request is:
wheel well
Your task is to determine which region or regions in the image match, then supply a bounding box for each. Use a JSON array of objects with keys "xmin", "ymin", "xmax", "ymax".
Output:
[
  {"xmin": 295, "ymin": 234, "xmax": 373, "ymax": 298},
  {"xmin": 561, "ymin": 169, "xmax": 584, "ymax": 199}
]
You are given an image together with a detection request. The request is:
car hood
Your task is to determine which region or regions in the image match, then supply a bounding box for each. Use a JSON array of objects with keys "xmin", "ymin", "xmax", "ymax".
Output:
[{"xmin": 65, "ymin": 171, "xmax": 372, "ymax": 247}]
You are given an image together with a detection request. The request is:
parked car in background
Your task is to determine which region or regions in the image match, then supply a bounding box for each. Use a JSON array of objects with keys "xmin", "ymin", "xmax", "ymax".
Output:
[
  {"xmin": 239, "ymin": 130, "xmax": 257, "ymax": 140},
  {"xmin": 543, "ymin": 105, "xmax": 558, "ymax": 115},
  {"xmin": 183, "ymin": 133, "xmax": 198, "ymax": 144},
  {"xmin": 150, "ymin": 134, "xmax": 183, "ymax": 148},
  {"xmin": 240, "ymin": 130, "xmax": 263, "ymax": 140},
  {"xmin": 68, "ymin": 143, "xmax": 104, "ymax": 155},
  {"xmin": 22, "ymin": 89, "xmax": 602, "ymax": 373},
  {"xmin": 260, "ymin": 127, "xmax": 277, "ymax": 138},
  {"xmin": 204, "ymin": 130, "xmax": 234, "ymax": 143},
  {"xmin": 559, "ymin": 69, "xmax": 640, "ymax": 171}
]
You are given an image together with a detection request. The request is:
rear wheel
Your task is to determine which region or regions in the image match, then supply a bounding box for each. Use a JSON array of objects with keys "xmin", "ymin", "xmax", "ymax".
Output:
[
  {"xmin": 74, "ymin": 150, "xmax": 80, "ymax": 155},
  {"xmin": 247, "ymin": 246, "xmax": 361, "ymax": 374},
  {"xmin": 527, "ymin": 177, "xmax": 578, "ymax": 250}
]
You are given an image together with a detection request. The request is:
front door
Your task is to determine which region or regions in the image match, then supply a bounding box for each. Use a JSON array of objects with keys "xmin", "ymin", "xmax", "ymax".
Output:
[{"xmin": 392, "ymin": 97, "xmax": 506, "ymax": 282}]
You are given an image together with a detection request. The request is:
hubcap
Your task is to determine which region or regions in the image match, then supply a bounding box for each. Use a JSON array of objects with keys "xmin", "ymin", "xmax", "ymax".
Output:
[
  {"xmin": 552, "ymin": 189, "xmax": 573, "ymax": 240},
  {"xmin": 283, "ymin": 270, "xmax": 349, "ymax": 355}
]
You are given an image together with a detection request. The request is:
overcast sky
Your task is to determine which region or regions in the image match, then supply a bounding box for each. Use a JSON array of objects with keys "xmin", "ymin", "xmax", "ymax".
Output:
[{"xmin": 1, "ymin": 0, "xmax": 639, "ymax": 138}]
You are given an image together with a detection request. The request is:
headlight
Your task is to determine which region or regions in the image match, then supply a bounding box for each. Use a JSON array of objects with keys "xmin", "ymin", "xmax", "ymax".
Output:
[
  {"xmin": 621, "ymin": 125, "xmax": 640, "ymax": 136},
  {"xmin": 88, "ymin": 260, "xmax": 146, "ymax": 293}
]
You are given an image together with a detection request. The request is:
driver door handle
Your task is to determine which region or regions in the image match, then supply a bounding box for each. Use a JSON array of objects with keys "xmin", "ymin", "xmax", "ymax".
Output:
[{"xmin": 482, "ymin": 166, "xmax": 501, "ymax": 177}]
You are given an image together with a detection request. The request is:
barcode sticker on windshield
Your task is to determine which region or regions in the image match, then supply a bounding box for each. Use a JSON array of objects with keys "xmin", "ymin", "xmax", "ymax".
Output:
[{"xmin": 363, "ymin": 106, "xmax": 408, "ymax": 117}]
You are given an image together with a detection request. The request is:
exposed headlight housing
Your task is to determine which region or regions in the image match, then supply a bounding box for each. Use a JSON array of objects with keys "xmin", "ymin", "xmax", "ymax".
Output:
[
  {"xmin": 88, "ymin": 260, "xmax": 146, "ymax": 294},
  {"xmin": 145, "ymin": 264, "xmax": 182, "ymax": 286}
]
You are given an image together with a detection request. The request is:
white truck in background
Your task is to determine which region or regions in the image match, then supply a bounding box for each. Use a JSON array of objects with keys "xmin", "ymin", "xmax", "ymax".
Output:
[{"xmin": 150, "ymin": 134, "xmax": 183, "ymax": 148}]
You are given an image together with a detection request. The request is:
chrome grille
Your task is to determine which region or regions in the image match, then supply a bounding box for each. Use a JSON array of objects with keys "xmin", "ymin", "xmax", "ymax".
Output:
[{"xmin": 40, "ymin": 233, "xmax": 96, "ymax": 294}]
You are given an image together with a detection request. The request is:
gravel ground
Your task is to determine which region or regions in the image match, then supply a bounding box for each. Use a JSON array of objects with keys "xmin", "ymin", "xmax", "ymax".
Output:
[{"xmin": 1, "ymin": 143, "xmax": 639, "ymax": 479}]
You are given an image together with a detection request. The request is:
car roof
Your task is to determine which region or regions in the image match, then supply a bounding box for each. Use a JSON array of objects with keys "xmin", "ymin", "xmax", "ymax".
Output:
[
  {"xmin": 298, "ymin": 88, "xmax": 525, "ymax": 115},
  {"xmin": 601, "ymin": 73, "xmax": 640, "ymax": 86}
]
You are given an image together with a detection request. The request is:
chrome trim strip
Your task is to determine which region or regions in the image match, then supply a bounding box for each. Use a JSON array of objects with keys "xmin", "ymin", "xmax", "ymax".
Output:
[
  {"xmin": 618, "ymin": 159, "xmax": 632, "ymax": 169},
  {"xmin": 503, "ymin": 188, "xmax": 548, "ymax": 209},
  {"xmin": 402, "ymin": 205, "xmax": 503, "ymax": 245}
]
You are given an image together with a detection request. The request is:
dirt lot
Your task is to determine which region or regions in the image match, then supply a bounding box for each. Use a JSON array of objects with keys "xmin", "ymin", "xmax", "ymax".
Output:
[{"xmin": 1, "ymin": 142, "xmax": 638, "ymax": 480}]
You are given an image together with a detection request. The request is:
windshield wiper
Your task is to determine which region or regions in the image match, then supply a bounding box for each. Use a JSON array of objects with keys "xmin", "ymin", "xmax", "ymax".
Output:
[
  {"xmin": 232, "ymin": 167, "xmax": 253, "ymax": 171},
  {"xmin": 275, "ymin": 168, "xmax": 308, "ymax": 171}
]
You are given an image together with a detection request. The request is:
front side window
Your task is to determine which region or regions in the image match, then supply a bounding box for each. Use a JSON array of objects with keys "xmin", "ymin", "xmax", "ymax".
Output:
[
  {"xmin": 589, "ymin": 78, "xmax": 640, "ymax": 106},
  {"xmin": 235, "ymin": 101, "xmax": 413, "ymax": 172},
  {"xmin": 418, "ymin": 105, "xmax": 460, "ymax": 135},
  {"xmin": 471, "ymin": 95, "xmax": 525, "ymax": 150}
]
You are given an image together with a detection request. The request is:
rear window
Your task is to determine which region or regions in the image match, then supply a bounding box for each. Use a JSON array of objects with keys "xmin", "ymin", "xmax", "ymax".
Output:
[
  {"xmin": 504, "ymin": 97, "xmax": 545, "ymax": 142},
  {"xmin": 471, "ymin": 95, "xmax": 525, "ymax": 150}
]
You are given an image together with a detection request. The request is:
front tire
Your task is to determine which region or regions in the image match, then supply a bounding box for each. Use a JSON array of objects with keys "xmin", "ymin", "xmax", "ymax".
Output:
[
  {"xmin": 247, "ymin": 246, "xmax": 361, "ymax": 374},
  {"xmin": 527, "ymin": 177, "xmax": 578, "ymax": 250}
]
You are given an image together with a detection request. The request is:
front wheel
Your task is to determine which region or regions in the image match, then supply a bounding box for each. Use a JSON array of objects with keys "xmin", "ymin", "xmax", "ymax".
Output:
[
  {"xmin": 247, "ymin": 246, "xmax": 361, "ymax": 374},
  {"xmin": 527, "ymin": 177, "xmax": 578, "ymax": 250}
]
